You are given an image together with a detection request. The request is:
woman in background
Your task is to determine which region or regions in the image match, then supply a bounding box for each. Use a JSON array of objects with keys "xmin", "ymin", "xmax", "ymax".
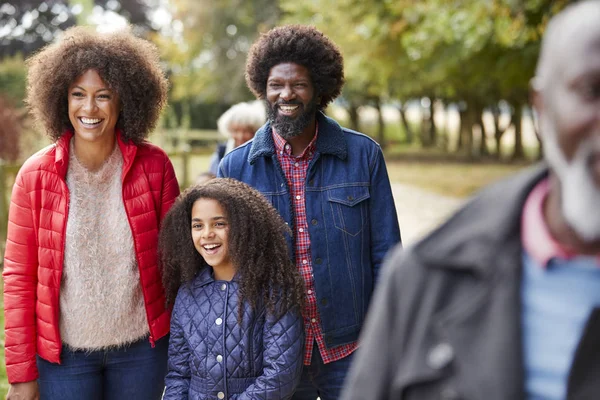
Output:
[
  {"xmin": 3, "ymin": 26, "xmax": 179, "ymax": 400},
  {"xmin": 208, "ymin": 101, "xmax": 265, "ymax": 175}
]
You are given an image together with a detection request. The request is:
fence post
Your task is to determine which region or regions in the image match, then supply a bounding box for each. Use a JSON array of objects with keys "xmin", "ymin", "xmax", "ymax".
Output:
[{"xmin": 181, "ymin": 146, "xmax": 190, "ymax": 188}]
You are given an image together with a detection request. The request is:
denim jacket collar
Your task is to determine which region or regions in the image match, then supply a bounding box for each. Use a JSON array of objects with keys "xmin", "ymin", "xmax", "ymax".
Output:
[{"xmin": 247, "ymin": 111, "xmax": 347, "ymax": 164}]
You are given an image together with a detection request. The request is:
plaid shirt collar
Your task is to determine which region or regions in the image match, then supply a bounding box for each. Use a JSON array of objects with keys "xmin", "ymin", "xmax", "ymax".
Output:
[{"xmin": 272, "ymin": 123, "xmax": 318, "ymax": 159}]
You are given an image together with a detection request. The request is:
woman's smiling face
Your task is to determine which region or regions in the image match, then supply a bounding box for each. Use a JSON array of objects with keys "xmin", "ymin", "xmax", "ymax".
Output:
[{"xmin": 68, "ymin": 69, "xmax": 120, "ymax": 145}]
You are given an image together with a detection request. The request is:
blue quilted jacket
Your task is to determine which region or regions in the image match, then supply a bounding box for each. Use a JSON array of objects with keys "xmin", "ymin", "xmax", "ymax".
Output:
[{"xmin": 164, "ymin": 267, "xmax": 304, "ymax": 399}]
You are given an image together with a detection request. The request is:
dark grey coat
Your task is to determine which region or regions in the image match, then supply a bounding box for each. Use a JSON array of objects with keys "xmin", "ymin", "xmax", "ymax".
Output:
[{"xmin": 342, "ymin": 165, "xmax": 600, "ymax": 400}]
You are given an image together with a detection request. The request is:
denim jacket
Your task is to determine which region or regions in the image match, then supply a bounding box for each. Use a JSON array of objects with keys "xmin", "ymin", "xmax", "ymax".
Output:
[{"xmin": 218, "ymin": 112, "xmax": 401, "ymax": 348}]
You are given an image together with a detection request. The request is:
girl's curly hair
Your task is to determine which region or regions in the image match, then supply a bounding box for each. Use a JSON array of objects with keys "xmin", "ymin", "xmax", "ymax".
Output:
[
  {"xmin": 245, "ymin": 25, "xmax": 345, "ymax": 111},
  {"xmin": 159, "ymin": 178, "xmax": 305, "ymax": 319},
  {"xmin": 25, "ymin": 26, "xmax": 168, "ymax": 144}
]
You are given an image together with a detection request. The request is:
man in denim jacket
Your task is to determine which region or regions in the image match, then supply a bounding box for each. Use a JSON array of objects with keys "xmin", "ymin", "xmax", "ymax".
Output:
[{"xmin": 218, "ymin": 25, "xmax": 401, "ymax": 399}]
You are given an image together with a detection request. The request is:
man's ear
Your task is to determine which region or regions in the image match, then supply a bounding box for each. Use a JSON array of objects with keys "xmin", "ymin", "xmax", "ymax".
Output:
[
  {"xmin": 530, "ymin": 77, "xmax": 544, "ymax": 141},
  {"xmin": 530, "ymin": 77, "xmax": 544, "ymax": 115}
]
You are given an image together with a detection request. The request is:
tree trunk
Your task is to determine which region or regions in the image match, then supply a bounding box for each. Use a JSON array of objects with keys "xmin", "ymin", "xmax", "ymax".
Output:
[
  {"xmin": 428, "ymin": 99, "xmax": 437, "ymax": 146},
  {"xmin": 398, "ymin": 103, "xmax": 413, "ymax": 144},
  {"xmin": 374, "ymin": 98, "xmax": 386, "ymax": 150},
  {"xmin": 512, "ymin": 105, "xmax": 525, "ymax": 160},
  {"xmin": 347, "ymin": 103, "xmax": 360, "ymax": 132},
  {"xmin": 420, "ymin": 100, "xmax": 431, "ymax": 147},
  {"xmin": 457, "ymin": 109, "xmax": 465, "ymax": 151},
  {"xmin": 477, "ymin": 106, "xmax": 489, "ymax": 157},
  {"xmin": 458, "ymin": 103, "xmax": 475, "ymax": 159}
]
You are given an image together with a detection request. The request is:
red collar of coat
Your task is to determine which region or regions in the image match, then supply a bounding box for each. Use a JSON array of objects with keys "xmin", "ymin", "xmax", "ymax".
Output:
[{"xmin": 54, "ymin": 129, "xmax": 138, "ymax": 180}]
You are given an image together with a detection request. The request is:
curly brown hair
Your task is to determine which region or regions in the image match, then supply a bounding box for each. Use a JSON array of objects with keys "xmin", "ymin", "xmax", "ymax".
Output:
[
  {"xmin": 159, "ymin": 178, "xmax": 305, "ymax": 319},
  {"xmin": 245, "ymin": 25, "xmax": 345, "ymax": 111},
  {"xmin": 25, "ymin": 26, "xmax": 168, "ymax": 144}
]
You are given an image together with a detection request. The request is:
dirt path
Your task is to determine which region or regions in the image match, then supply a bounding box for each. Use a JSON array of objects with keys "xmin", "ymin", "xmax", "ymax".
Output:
[{"xmin": 391, "ymin": 183, "xmax": 465, "ymax": 246}]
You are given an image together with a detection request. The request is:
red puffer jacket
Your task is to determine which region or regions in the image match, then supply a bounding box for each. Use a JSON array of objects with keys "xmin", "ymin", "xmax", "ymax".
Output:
[{"xmin": 2, "ymin": 131, "xmax": 180, "ymax": 384}]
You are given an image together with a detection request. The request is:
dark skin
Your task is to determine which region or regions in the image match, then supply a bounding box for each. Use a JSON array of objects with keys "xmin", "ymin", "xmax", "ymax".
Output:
[{"xmin": 266, "ymin": 62, "xmax": 319, "ymax": 156}]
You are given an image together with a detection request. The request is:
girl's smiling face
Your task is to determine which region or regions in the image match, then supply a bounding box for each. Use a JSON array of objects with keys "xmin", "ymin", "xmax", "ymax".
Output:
[{"xmin": 191, "ymin": 198, "xmax": 235, "ymax": 280}]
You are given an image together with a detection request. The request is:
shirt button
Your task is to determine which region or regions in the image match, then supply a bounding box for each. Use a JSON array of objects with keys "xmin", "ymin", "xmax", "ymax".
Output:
[
  {"xmin": 280, "ymin": 150, "xmax": 283, "ymax": 155},
  {"xmin": 217, "ymin": 392, "xmax": 225, "ymax": 399},
  {"xmin": 216, "ymin": 354, "xmax": 223, "ymax": 363},
  {"xmin": 296, "ymin": 195, "xmax": 301, "ymax": 200},
  {"xmin": 315, "ymin": 258, "xmax": 322, "ymax": 264},
  {"xmin": 294, "ymin": 162, "xmax": 299, "ymax": 167},
  {"xmin": 220, "ymin": 283, "xmax": 226, "ymax": 291},
  {"xmin": 311, "ymin": 318, "xmax": 316, "ymax": 323},
  {"xmin": 307, "ymin": 290, "xmax": 312, "ymax": 295},
  {"xmin": 311, "ymin": 219, "xmax": 318, "ymax": 225},
  {"xmin": 302, "ymin": 259, "xmax": 308, "ymax": 264},
  {"xmin": 299, "ymin": 228, "xmax": 304, "ymax": 233},
  {"xmin": 215, "ymin": 318, "xmax": 223, "ymax": 326}
]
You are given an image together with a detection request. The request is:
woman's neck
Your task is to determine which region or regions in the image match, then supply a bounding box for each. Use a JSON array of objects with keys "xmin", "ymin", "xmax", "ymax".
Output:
[{"xmin": 72, "ymin": 135, "xmax": 117, "ymax": 171}]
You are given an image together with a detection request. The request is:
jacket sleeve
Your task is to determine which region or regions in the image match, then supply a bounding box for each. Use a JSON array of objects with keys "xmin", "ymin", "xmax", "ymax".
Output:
[
  {"xmin": 235, "ymin": 303, "xmax": 304, "ymax": 400},
  {"xmin": 369, "ymin": 145, "xmax": 401, "ymax": 283},
  {"xmin": 160, "ymin": 155, "xmax": 180, "ymax": 222},
  {"xmin": 340, "ymin": 246, "xmax": 404, "ymax": 400},
  {"xmin": 2, "ymin": 171, "xmax": 39, "ymax": 383},
  {"xmin": 163, "ymin": 294, "xmax": 191, "ymax": 399}
]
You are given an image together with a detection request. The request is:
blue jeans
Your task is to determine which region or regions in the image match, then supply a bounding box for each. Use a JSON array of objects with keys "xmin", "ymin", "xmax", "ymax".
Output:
[
  {"xmin": 292, "ymin": 344, "xmax": 355, "ymax": 400},
  {"xmin": 37, "ymin": 335, "xmax": 168, "ymax": 400}
]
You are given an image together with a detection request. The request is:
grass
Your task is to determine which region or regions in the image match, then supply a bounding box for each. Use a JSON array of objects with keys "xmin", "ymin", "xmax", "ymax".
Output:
[{"xmin": 385, "ymin": 159, "xmax": 528, "ymax": 198}]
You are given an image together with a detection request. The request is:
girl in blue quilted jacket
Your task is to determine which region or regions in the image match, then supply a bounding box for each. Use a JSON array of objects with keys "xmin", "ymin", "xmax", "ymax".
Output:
[{"xmin": 159, "ymin": 178, "xmax": 305, "ymax": 399}]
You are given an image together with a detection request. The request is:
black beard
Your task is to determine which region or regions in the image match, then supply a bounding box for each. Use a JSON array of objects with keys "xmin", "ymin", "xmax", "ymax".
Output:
[{"xmin": 265, "ymin": 97, "xmax": 317, "ymax": 140}]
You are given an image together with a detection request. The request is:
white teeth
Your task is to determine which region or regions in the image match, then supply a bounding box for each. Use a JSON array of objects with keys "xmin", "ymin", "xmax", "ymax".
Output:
[
  {"xmin": 80, "ymin": 117, "xmax": 102, "ymax": 124},
  {"xmin": 280, "ymin": 105, "xmax": 298, "ymax": 112},
  {"xmin": 203, "ymin": 244, "xmax": 219, "ymax": 250}
]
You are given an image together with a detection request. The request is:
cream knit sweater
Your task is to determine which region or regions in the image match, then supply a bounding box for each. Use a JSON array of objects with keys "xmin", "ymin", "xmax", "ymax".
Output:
[{"xmin": 60, "ymin": 142, "xmax": 148, "ymax": 349}]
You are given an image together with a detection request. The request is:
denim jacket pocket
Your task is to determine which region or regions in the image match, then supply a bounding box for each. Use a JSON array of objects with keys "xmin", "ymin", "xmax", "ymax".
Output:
[{"xmin": 327, "ymin": 186, "xmax": 370, "ymax": 236}]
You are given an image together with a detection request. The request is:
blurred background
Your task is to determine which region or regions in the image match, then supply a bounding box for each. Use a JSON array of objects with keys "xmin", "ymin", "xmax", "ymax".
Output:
[{"xmin": 0, "ymin": 0, "xmax": 572, "ymax": 394}]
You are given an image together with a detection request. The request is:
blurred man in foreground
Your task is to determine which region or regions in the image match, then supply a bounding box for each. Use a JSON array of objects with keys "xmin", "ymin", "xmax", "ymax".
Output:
[{"xmin": 342, "ymin": 1, "xmax": 600, "ymax": 399}]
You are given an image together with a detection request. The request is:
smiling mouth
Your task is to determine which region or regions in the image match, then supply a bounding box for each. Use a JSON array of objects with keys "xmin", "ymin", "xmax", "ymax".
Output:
[
  {"xmin": 78, "ymin": 117, "xmax": 103, "ymax": 127},
  {"xmin": 277, "ymin": 104, "xmax": 300, "ymax": 116},
  {"xmin": 202, "ymin": 243, "xmax": 221, "ymax": 254}
]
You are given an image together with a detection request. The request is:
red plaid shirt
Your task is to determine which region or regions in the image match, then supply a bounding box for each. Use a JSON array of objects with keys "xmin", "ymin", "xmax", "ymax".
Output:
[{"xmin": 273, "ymin": 127, "xmax": 358, "ymax": 365}]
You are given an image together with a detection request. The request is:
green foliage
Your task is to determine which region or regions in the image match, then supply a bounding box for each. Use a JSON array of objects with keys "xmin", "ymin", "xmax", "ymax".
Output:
[{"xmin": 0, "ymin": 54, "xmax": 27, "ymax": 107}]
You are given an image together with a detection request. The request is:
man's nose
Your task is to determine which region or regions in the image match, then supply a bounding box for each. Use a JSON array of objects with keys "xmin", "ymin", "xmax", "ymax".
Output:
[{"xmin": 280, "ymin": 84, "xmax": 294, "ymax": 101}]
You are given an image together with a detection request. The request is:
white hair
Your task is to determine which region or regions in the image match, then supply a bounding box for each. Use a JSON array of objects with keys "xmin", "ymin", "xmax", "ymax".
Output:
[
  {"xmin": 534, "ymin": 0, "xmax": 600, "ymax": 91},
  {"xmin": 217, "ymin": 101, "xmax": 266, "ymax": 138}
]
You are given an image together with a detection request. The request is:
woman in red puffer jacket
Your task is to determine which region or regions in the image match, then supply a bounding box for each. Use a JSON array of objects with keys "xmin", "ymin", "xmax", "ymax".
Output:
[{"xmin": 3, "ymin": 26, "xmax": 179, "ymax": 400}]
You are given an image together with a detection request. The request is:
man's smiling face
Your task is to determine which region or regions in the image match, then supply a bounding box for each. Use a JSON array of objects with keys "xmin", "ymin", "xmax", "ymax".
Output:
[{"xmin": 265, "ymin": 62, "xmax": 318, "ymax": 140}]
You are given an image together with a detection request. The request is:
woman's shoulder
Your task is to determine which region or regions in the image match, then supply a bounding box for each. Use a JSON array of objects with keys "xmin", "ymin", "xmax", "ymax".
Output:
[
  {"xmin": 135, "ymin": 140, "xmax": 170, "ymax": 159},
  {"xmin": 17, "ymin": 143, "xmax": 60, "ymax": 177}
]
